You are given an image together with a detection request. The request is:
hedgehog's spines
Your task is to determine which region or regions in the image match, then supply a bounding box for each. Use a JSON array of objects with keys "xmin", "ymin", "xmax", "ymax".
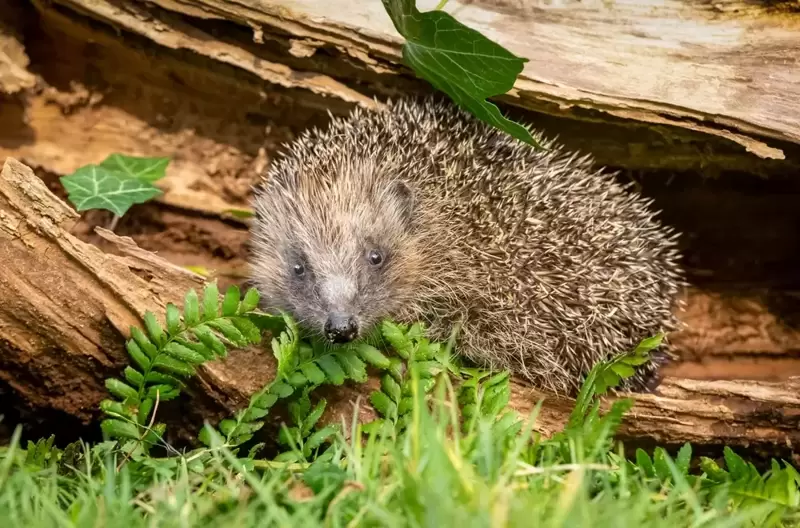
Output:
[{"xmin": 252, "ymin": 95, "xmax": 684, "ymax": 396}]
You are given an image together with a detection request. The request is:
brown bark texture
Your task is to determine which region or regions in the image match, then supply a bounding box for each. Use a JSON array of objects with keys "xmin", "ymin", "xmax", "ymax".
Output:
[
  {"xmin": 1, "ymin": 0, "xmax": 800, "ymax": 458},
  {"xmin": 2, "ymin": 157, "xmax": 799, "ymax": 458}
]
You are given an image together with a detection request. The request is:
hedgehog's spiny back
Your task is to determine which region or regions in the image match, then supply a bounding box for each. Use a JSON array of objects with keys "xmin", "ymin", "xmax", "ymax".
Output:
[{"xmin": 252, "ymin": 96, "xmax": 684, "ymax": 395}]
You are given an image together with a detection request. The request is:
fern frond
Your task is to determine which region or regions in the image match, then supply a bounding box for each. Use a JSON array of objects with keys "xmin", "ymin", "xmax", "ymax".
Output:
[{"xmin": 100, "ymin": 282, "xmax": 264, "ymax": 450}]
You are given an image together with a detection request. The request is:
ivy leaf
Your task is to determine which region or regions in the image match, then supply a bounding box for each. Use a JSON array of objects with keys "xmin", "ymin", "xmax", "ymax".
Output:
[
  {"xmin": 382, "ymin": 0, "xmax": 541, "ymax": 148},
  {"xmin": 99, "ymin": 154, "xmax": 170, "ymax": 183},
  {"xmin": 60, "ymin": 165, "xmax": 162, "ymax": 217}
]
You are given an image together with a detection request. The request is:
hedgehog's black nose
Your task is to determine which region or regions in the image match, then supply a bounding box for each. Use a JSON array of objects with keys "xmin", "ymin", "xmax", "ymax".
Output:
[{"xmin": 324, "ymin": 313, "xmax": 358, "ymax": 343}]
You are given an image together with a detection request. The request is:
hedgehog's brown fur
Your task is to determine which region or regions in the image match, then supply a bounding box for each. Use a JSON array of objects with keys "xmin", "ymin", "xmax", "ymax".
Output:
[{"xmin": 250, "ymin": 96, "xmax": 685, "ymax": 395}]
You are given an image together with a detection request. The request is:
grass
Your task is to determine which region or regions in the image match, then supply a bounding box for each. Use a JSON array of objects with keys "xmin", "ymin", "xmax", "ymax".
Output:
[{"xmin": 1, "ymin": 377, "xmax": 796, "ymax": 528}]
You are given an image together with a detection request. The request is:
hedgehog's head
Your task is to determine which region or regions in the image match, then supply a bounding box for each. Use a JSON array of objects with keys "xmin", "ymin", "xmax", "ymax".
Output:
[{"xmin": 250, "ymin": 157, "xmax": 428, "ymax": 344}]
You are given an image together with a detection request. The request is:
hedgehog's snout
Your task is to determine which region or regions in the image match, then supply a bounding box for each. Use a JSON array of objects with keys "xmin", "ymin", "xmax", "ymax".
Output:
[{"xmin": 324, "ymin": 312, "xmax": 359, "ymax": 343}]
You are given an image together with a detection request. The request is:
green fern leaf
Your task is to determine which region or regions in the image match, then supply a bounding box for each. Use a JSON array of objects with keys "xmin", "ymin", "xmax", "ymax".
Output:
[
  {"xmin": 137, "ymin": 398, "xmax": 154, "ymax": 425},
  {"xmin": 183, "ymin": 289, "xmax": 200, "ymax": 326},
  {"xmin": 338, "ymin": 350, "xmax": 368, "ymax": 382},
  {"xmin": 315, "ymin": 355, "xmax": 346, "ymax": 385},
  {"xmin": 653, "ymin": 447, "xmax": 672, "ymax": 482},
  {"xmin": 254, "ymin": 393, "xmax": 279, "ymax": 409},
  {"xmin": 202, "ymin": 282, "xmax": 219, "ymax": 321},
  {"xmin": 724, "ymin": 447, "xmax": 749, "ymax": 480},
  {"xmin": 130, "ymin": 327, "xmax": 158, "ymax": 359},
  {"xmin": 190, "ymin": 325, "xmax": 226, "ymax": 357},
  {"xmin": 242, "ymin": 406, "xmax": 270, "ymax": 421},
  {"xmin": 222, "ymin": 286, "xmax": 241, "ymax": 316},
  {"xmin": 163, "ymin": 342, "xmax": 207, "ymax": 364},
  {"xmin": 101, "ymin": 419, "xmax": 140, "ymax": 440},
  {"xmin": 105, "ymin": 378, "xmax": 138, "ymax": 401},
  {"xmin": 287, "ymin": 371, "xmax": 308, "ymax": 387},
  {"xmin": 382, "ymin": 320, "xmax": 413, "ymax": 359},
  {"xmin": 270, "ymin": 381, "xmax": 295, "ymax": 398},
  {"xmin": 304, "ymin": 425, "xmax": 337, "ymax": 456},
  {"xmin": 239, "ymin": 287, "xmax": 260, "ymax": 313},
  {"xmin": 636, "ymin": 448, "xmax": 656, "ymax": 479},
  {"xmin": 356, "ymin": 343, "xmax": 391, "ymax": 369},
  {"xmin": 152, "ymin": 355, "xmax": 195, "ymax": 377},
  {"xmin": 302, "ymin": 399, "xmax": 327, "ymax": 436},
  {"xmin": 381, "ymin": 374, "xmax": 402, "ymax": 403},
  {"xmin": 207, "ymin": 319, "xmax": 247, "ymax": 346},
  {"xmin": 146, "ymin": 385, "xmax": 180, "ymax": 401},
  {"xmin": 300, "ymin": 362, "xmax": 326, "ymax": 385},
  {"xmin": 144, "ymin": 371, "xmax": 184, "ymax": 387},
  {"xmin": 125, "ymin": 341, "xmax": 151, "ymax": 371},
  {"xmin": 676, "ymin": 443, "xmax": 692, "ymax": 475},
  {"xmin": 123, "ymin": 366, "xmax": 144, "ymax": 386},
  {"xmin": 99, "ymin": 400, "xmax": 130, "ymax": 419},
  {"xmin": 165, "ymin": 303, "xmax": 181, "ymax": 335},
  {"xmin": 143, "ymin": 311, "xmax": 166, "ymax": 346},
  {"xmin": 231, "ymin": 316, "xmax": 262, "ymax": 343},
  {"xmin": 370, "ymin": 390, "xmax": 397, "ymax": 419}
]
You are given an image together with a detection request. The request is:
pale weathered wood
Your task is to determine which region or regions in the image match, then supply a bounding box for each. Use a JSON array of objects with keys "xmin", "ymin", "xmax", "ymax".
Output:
[
  {"xmin": 47, "ymin": 0, "xmax": 800, "ymax": 161},
  {"xmin": 2, "ymin": 157, "xmax": 799, "ymax": 456}
]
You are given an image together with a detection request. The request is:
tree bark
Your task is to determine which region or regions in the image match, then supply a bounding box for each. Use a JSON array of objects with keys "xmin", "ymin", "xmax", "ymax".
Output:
[{"xmin": 2, "ymin": 157, "xmax": 799, "ymax": 460}]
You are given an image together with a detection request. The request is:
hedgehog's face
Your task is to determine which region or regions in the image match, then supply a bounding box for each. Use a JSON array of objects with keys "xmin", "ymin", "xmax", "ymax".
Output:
[{"xmin": 251, "ymin": 169, "xmax": 424, "ymax": 345}]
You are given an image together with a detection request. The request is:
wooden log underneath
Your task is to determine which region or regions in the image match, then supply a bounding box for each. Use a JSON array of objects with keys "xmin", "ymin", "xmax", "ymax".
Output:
[{"xmin": 1, "ymin": 157, "xmax": 798, "ymax": 460}]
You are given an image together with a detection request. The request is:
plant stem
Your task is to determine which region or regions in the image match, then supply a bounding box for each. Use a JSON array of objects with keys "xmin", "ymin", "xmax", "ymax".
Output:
[
  {"xmin": 107, "ymin": 214, "xmax": 121, "ymax": 231},
  {"xmin": 435, "ymin": 0, "xmax": 449, "ymax": 9}
]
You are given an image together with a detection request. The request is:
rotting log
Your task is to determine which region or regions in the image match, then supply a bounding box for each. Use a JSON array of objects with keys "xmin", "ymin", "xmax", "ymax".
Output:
[{"xmin": 1, "ymin": 157, "xmax": 799, "ymax": 460}]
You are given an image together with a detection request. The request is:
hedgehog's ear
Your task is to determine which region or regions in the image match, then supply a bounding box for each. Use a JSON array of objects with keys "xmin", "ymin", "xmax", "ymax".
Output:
[{"xmin": 387, "ymin": 180, "xmax": 415, "ymax": 229}]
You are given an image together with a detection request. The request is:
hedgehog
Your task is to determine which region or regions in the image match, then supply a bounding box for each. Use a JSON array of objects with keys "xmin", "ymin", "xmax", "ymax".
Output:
[{"xmin": 249, "ymin": 96, "xmax": 684, "ymax": 395}]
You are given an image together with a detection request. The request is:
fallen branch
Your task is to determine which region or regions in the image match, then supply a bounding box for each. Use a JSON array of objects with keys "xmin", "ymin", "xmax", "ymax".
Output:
[{"xmin": 1, "ymin": 157, "xmax": 798, "ymax": 458}]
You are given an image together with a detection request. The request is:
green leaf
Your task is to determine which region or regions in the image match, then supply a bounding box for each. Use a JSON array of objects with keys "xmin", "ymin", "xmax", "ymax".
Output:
[
  {"xmin": 202, "ymin": 282, "xmax": 219, "ymax": 321},
  {"xmin": 152, "ymin": 355, "xmax": 195, "ymax": 377},
  {"xmin": 315, "ymin": 355, "xmax": 346, "ymax": 385},
  {"xmin": 143, "ymin": 312, "xmax": 165, "ymax": 346},
  {"xmin": 381, "ymin": 374, "xmax": 402, "ymax": 403},
  {"xmin": 676, "ymin": 443, "xmax": 692, "ymax": 475},
  {"xmin": 302, "ymin": 399, "xmax": 328, "ymax": 436},
  {"xmin": 144, "ymin": 371, "xmax": 184, "ymax": 388},
  {"xmin": 191, "ymin": 325, "xmax": 227, "ymax": 358},
  {"xmin": 240, "ymin": 288, "xmax": 260, "ymax": 313},
  {"xmin": 163, "ymin": 342, "xmax": 207, "ymax": 364},
  {"xmin": 60, "ymin": 165, "xmax": 162, "ymax": 216},
  {"xmin": 356, "ymin": 343, "xmax": 391, "ymax": 369},
  {"xmin": 633, "ymin": 333, "xmax": 664, "ymax": 356},
  {"xmin": 304, "ymin": 425, "xmax": 337, "ymax": 455},
  {"xmin": 130, "ymin": 327, "xmax": 158, "ymax": 359},
  {"xmin": 137, "ymin": 398, "xmax": 154, "ymax": 425},
  {"xmin": 300, "ymin": 362, "xmax": 327, "ymax": 385},
  {"xmin": 105, "ymin": 378, "xmax": 138, "ymax": 401},
  {"xmin": 231, "ymin": 316, "xmax": 262, "ymax": 344},
  {"xmin": 337, "ymin": 350, "xmax": 368, "ymax": 382},
  {"xmin": 381, "ymin": 320, "xmax": 413, "ymax": 359},
  {"xmin": 206, "ymin": 319, "xmax": 247, "ymax": 346},
  {"xmin": 381, "ymin": 0, "xmax": 540, "ymax": 148},
  {"xmin": 183, "ymin": 289, "xmax": 200, "ymax": 326},
  {"xmin": 724, "ymin": 446, "xmax": 748, "ymax": 480},
  {"xmin": 370, "ymin": 390, "xmax": 397, "ymax": 419},
  {"xmin": 270, "ymin": 381, "xmax": 295, "ymax": 398},
  {"xmin": 222, "ymin": 286, "xmax": 241, "ymax": 316},
  {"xmin": 635, "ymin": 448, "xmax": 655, "ymax": 479},
  {"xmin": 165, "ymin": 304, "xmax": 181, "ymax": 335},
  {"xmin": 123, "ymin": 366, "xmax": 144, "ymax": 387},
  {"xmin": 101, "ymin": 419, "xmax": 141, "ymax": 440},
  {"xmin": 610, "ymin": 362, "xmax": 635, "ymax": 379},
  {"xmin": 98, "ymin": 153, "xmax": 170, "ymax": 183},
  {"xmin": 126, "ymin": 341, "xmax": 151, "ymax": 371}
]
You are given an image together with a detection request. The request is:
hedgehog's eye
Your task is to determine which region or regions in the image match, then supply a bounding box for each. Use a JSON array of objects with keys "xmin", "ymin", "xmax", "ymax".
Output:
[
  {"xmin": 367, "ymin": 249, "xmax": 384, "ymax": 267},
  {"xmin": 292, "ymin": 262, "xmax": 305, "ymax": 276}
]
